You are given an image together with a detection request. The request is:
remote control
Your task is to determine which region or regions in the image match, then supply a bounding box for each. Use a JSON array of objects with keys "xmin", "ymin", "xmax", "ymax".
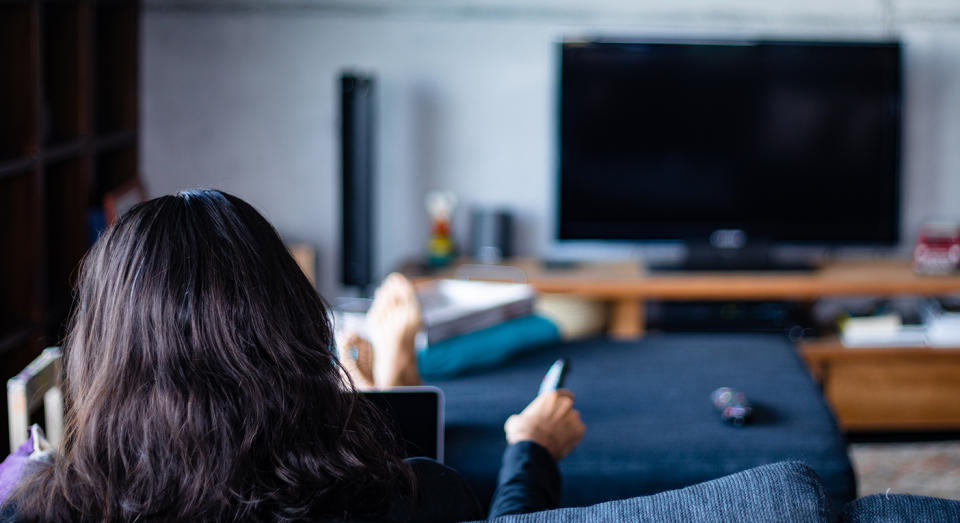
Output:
[
  {"xmin": 710, "ymin": 387, "xmax": 753, "ymax": 426},
  {"xmin": 538, "ymin": 358, "xmax": 568, "ymax": 396}
]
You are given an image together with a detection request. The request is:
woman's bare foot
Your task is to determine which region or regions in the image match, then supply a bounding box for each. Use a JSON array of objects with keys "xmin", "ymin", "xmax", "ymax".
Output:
[
  {"xmin": 367, "ymin": 273, "xmax": 423, "ymax": 387},
  {"xmin": 337, "ymin": 331, "xmax": 376, "ymax": 389}
]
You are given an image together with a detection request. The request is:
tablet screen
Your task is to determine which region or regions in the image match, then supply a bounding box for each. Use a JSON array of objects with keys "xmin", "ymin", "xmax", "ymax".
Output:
[{"xmin": 362, "ymin": 386, "xmax": 444, "ymax": 462}]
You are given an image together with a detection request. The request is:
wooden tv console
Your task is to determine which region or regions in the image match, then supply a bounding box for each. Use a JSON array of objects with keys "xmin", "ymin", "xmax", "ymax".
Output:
[{"xmin": 420, "ymin": 258, "xmax": 960, "ymax": 431}]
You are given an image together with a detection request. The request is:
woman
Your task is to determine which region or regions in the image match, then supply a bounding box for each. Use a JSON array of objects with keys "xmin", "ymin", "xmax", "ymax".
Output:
[{"xmin": 4, "ymin": 190, "xmax": 583, "ymax": 522}]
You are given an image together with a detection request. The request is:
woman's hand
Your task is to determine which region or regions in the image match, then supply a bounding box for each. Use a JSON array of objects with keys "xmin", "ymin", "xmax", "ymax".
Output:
[{"xmin": 504, "ymin": 389, "xmax": 586, "ymax": 461}]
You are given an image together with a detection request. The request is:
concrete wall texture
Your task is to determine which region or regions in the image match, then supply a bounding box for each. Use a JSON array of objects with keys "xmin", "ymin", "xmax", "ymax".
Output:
[{"xmin": 141, "ymin": 0, "xmax": 960, "ymax": 295}]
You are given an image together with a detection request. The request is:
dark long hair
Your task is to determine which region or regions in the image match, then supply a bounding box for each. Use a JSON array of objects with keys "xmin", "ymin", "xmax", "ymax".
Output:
[{"xmin": 10, "ymin": 189, "xmax": 412, "ymax": 521}]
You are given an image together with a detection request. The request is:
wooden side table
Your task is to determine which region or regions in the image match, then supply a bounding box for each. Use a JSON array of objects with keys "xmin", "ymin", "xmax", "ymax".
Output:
[{"xmin": 800, "ymin": 338, "xmax": 960, "ymax": 431}]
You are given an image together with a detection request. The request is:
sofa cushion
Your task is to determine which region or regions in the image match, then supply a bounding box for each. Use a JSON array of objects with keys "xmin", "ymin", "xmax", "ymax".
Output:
[
  {"xmin": 841, "ymin": 493, "xmax": 960, "ymax": 522},
  {"xmin": 434, "ymin": 334, "xmax": 856, "ymax": 510},
  {"xmin": 484, "ymin": 461, "xmax": 832, "ymax": 522}
]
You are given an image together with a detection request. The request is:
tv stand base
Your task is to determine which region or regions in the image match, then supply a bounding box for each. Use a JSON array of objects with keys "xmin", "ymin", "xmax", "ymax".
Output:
[{"xmin": 647, "ymin": 259, "xmax": 818, "ymax": 273}]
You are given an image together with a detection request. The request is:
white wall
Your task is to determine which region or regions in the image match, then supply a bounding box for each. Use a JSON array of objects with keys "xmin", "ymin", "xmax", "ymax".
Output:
[{"xmin": 141, "ymin": 0, "xmax": 960, "ymax": 296}]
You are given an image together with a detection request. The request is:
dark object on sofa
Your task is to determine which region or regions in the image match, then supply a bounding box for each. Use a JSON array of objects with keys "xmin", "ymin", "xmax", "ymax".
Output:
[{"xmin": 431, "ymin": 334, "xmax": 856, "ymax": 511}]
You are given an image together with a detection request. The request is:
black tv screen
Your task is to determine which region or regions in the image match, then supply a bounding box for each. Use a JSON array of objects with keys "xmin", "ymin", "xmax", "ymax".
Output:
[{"xmin": 558, "ymin": 39, "xmax": 902, "ymax": 245}]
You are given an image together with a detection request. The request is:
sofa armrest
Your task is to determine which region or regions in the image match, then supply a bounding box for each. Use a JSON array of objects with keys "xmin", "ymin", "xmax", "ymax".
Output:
[
  {"xmin": 483, "ymin": 461, "xmax": 832, "ymax": 523},
  {"xmin": 841, "ymin": 493, "xmax": 960, "ymax": 522}
]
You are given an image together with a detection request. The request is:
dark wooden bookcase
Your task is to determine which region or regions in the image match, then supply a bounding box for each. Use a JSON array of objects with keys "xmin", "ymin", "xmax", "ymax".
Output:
[{"xmin": 0, "ymin": 0, "xmax": 139, "ymax": 450}]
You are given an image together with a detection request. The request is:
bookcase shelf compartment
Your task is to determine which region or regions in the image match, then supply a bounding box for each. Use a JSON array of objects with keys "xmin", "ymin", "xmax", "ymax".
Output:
[
  {"xmin": 0, "ymin": 173, "xmax": 40, "ymax": 335},
  {"xmin": 43, "ymin": 139, "xmax": 87, "ymax": 164},
  {"xmin": 0, "ymin": 0, "xmax": 140, "ymax": 453},
  {"xmin": 0, "ymin": 5, "xmax": 39, "ymax": 162},
  {"xmin": 94, "ymin": 145, "xmax": 137, "ymax": 201},
  {"xmin": 95, "ymin": 130, "xmax": 135, "ymax": 153},
  {"xmin": 44, "ymin": 158, "xmax": 90, "ymax": 338},
  {"xmin": 40, "ymin": 2, "xmax": 87, "ymax": 146},
  {"xmin": 93, "ymin": 4, "xmax": 138, "ymax": 135},
  {"xmin": 0, "ymin": 327, "xmax": 33, "ymax": 359},
  {"xmin": 0, "ymin": 158, "xmax": 39, "ymax": 181}
]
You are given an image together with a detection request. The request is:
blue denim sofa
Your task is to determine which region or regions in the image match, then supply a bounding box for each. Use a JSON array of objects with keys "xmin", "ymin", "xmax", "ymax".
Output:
[
  {"xmin": 481, "ymin": 461, "xmax": 960, "ymax": 522},
  {"xmin": 434, "ymin": 334, "xmax": 857, "ymax": 510}
]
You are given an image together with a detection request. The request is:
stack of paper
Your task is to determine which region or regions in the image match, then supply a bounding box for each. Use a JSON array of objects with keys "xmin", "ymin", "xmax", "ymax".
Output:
[
  {"xmin": 416, "ymin": 280, "xmax": 535, "ymax": 347},
  {"xmin": 839, "ymin": 300, "xmax": 960, "ymax": 348},
  {"xmin": 333, "ymin": 280, "xmax": 536, "ymax": 350},
  {"xmin": 840, "ymin": 314, "xmax": 927, "ymax": 347},
  {"xmin": 922, "ymin": 300, "xmax": 960, "ymax": 347}
]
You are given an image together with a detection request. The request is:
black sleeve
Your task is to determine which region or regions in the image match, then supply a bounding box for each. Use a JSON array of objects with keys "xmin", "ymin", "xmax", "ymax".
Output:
[
  {"xmin": 488, "ymin": 441, "xmax": 562, "ymax": 518},
  {"xmin": 388, "ymin": 457, "xmax": 485, "ymax": 523}
]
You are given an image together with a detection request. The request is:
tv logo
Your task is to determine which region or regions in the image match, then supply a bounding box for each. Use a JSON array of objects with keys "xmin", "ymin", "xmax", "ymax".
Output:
[{"xmin": 710, "ymin": 229, "xmax": 747, "ymax": 250}]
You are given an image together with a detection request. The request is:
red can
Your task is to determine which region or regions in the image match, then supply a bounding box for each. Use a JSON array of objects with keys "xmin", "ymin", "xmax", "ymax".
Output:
[{"xmin": 914, "ymin": 222, "xmax": 960, "ymax": 275}]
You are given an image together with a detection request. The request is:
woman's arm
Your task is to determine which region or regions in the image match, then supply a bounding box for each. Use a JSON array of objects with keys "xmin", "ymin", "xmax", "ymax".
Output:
[
  {"xmin": 489, "ymin": 440, "xmax": 562, "ymax": 518},
  {"xmin": 489, "ymin": 390, "xmax": 586, "ymax": 518}
]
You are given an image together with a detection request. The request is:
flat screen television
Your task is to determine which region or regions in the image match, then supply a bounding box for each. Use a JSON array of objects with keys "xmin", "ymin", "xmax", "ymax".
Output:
[{"xmin": 557, "ymin": 39, "xmax": 902, "ymax": 268}]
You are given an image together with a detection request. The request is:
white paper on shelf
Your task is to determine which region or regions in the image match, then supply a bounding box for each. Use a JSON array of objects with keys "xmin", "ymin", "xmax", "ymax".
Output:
[
  {"xmin": 926, "ymin": 322, "xmax": 960, "ymax": 347},
  {"xmin": 920, "ymin": 299, "xmax": 960, "ymax": 348},
  {"xmin": 840, "ymin": 325, "xmax": 928, "ymax": 348},
  {"xmin": 840, "ymin": 313, "xmax": 902, "ymax": 336}
]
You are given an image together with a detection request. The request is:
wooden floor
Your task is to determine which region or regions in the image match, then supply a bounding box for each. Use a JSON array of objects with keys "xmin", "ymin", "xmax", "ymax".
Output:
[{"xmin": 850, "ymin": 440, "xmax": 960, "ymax": 501}]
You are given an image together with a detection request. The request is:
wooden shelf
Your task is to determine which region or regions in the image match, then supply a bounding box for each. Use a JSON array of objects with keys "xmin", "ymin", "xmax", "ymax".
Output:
[
  {"xmin": 424, "ymin": 258, "xmax": 960, "ymax": 338},
  {"xmin": 800, "ymin": 337, "xmax": 960, "ymax": 432},
  {"xmin": 524, "ymin": 259, "xmax": 960, "ymax": 299},
  {"xmin": 801, "ymin": 336, "xmax": 960, "ymax": 377},
  {"xmin": 0, "ymin": 172, "xmax": 40, "ymax": 334},
  {"xmin": 0, "ymin": 0, "xmax": 140, "ymax": 452},
  {"xmin": 0, "ymin": 4, "xmax": 39, "ymax": 162},
  {"xmin": 802, "ymin": 336, "xmax": 960, "ymax": 354},
  {"xmin": 43, "ymin": 139, "xmax": 87, "ymax": 164},
  {"xmin": 45, "ymin": 157, "xmax": 90, "ymax": 321},
  {"xmin": 429, "ymin": 258, "xmax": 960, "ymax": 299},
  {"xmin": 94, "ymin": 145, "xmax": 137, "ymax": 197},
  {"xmin": 95, "ymin": 130, "xmax": 135, "ymax": 153},
  {"xmin": 93, "ymin": 3, "xmax": 138, "ymax": 135},
  {"xmin": 40, "ymin": 2, "xmax": 86, "ymax": 146},
  {"xmin": 0, "ymin": 328, "xmax": 32, "ymax": 358},
  {"xmin": 0, "ymin": 157, "xmax": 38, "ymax": 180}
]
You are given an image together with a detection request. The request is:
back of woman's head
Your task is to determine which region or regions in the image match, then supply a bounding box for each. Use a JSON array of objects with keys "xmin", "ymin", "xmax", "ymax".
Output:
[{"xmin": 11, "ymin": 189, "xmax": 411, "ymax": 522}]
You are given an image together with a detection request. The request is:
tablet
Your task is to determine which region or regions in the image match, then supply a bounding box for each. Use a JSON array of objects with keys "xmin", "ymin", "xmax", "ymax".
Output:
[{"xmin": 362, "ymin": 386, "xmax": 444, "ymax": 463}]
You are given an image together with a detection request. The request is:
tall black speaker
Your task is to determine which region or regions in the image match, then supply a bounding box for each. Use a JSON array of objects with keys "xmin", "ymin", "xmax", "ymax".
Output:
[{"xmin": 340, "ymin": 73, "xmax": 375, "ymax": 290}]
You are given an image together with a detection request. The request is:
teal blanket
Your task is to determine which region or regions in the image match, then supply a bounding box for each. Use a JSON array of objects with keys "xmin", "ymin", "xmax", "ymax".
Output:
[{"xmin": 417, "ymin": 315, "xmax": 560, "ymax": 380}]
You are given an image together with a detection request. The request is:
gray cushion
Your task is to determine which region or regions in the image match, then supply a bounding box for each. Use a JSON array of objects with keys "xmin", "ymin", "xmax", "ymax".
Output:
[
  {"xmin": 841, "ymin": 493, "xmax": 960, "ymax": 522},
  {"xmin": 483, "ymin": 461, "xmax": 832, "ymax": 522}
]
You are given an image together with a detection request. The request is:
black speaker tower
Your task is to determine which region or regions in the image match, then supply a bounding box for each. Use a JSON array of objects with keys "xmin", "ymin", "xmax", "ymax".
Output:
[{"xmin": 340, "ymin": 73, "xmax": 375, "ymax": 290}]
